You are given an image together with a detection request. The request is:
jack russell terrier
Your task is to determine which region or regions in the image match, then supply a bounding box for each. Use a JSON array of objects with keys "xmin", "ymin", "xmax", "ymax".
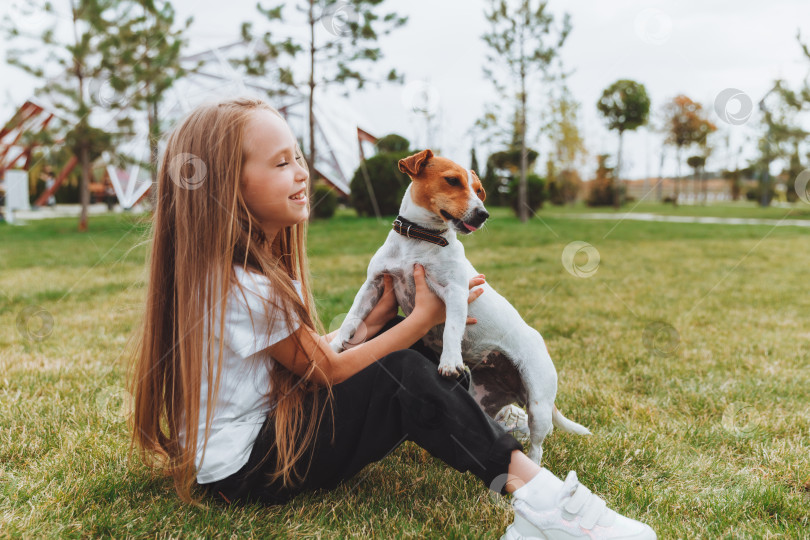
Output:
[{"xmin": 330, "ymin": 149, "xmax": 590, "ymax": 462}]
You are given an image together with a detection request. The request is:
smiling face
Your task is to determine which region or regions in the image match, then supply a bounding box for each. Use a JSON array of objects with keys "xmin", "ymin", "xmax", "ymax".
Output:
[
  {"xmin": 398, "ymin": 149, "xmax": 489, "ymax": 234},
  {"xmin": 241, "ymin": 109, "xmax": 309, "ymax": 241}
]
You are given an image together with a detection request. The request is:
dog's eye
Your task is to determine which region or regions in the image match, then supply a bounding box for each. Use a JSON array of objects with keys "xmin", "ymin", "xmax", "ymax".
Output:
[{"xmin": 444, "ymin": 176, "xmax": 461, "ymax": 187}]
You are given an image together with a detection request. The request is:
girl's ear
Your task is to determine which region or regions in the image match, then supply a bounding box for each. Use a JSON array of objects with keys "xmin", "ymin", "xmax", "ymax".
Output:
[{"xmin": 398, "ymin": 149, "xmax": 433, "ymax": 178}]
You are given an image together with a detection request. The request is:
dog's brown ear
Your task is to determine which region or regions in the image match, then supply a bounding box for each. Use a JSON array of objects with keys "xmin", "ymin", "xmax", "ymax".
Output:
[
  {"xmin": 398, "ymin": 149, "xmax": 433, "ymax": 177},
  {"xmin": 471, "ymin": 170, "xmax": 486, "ymax": 202}
]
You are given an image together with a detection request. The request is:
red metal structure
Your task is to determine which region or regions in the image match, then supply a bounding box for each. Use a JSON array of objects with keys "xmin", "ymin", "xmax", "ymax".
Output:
[{"xmin": 0, "ymin": 100, "xmax": 78, "ymax": 206}]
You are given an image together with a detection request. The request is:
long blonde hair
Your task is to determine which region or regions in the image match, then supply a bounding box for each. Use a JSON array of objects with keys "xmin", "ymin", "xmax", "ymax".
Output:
[{"xmin": 129, "ymin": 96, "xmax": 331, "ymax": 503}]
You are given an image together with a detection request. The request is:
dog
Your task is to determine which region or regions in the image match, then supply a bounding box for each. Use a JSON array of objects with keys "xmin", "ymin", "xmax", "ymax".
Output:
[{"xmin": 330, "ymin": 149, "xmax": 590, "ymax": 463}]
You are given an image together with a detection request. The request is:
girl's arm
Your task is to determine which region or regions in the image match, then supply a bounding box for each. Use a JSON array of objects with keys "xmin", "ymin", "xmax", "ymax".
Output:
[
  {"xmin": 267, "ymin": 264, "xmax": 483, "ymax": 384},
  {"xmin": 341, "ymin": 269, "xmax": 484, "ymax": 349}
]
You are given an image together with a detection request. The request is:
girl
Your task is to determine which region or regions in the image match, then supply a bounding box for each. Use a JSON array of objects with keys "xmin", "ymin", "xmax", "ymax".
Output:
[{"xmin": 129, "ymin": 97, "xmax": 656, "ymax": 540}]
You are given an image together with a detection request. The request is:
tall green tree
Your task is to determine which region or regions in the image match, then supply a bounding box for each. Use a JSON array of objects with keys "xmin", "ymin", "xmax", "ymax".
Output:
[
  {"xmin": 244, "ymin": 1, "xmax": 407, "ymax": 193},
  {"xmin": 236, "ymin": 5, "xmax": 301, "ymax": 100},
  {"xmin": 3, "ymin": 0, "xmax": 119, "ymax": 230},
  {"xmin": 544, "ymin": 80, "xmax": 586, "ymax": 204},
  {"xmin": 596, "ymin": 79, "xmax": 650, "ymax": 207},
  {"xmin": 754, "ymin": 81, "xmax": 807, "ymax": 207},
  {"xmin": 798, "ymin": 31, "xmax": 810, "ymax": 105},
  {"xmin": 661, "ymin": 95, "xmax": 715, "ymax": 206},
  {"xmin": 98, "ymin": 0, "xmax": 192, "ymax": 205},
  {"xmin": 686, "ymin": 154, "xmax": 706, "ymax": 204},
  {"xmin": 481, "ymin": 0, "xmax": 571, "ymax": 222}
]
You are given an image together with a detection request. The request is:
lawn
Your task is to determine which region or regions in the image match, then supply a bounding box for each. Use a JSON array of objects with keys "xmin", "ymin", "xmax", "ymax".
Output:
[
  {"xmin": 1, "ymin": 205, "xmax": 808, "ymax": 538},
  {"xmin": 544, "ymin": 199, "xmax": 810, "ymax": 221}
]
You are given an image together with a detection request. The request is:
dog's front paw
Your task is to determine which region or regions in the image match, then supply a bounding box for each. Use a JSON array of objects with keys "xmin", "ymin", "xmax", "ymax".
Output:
[
  {"xmin": 329, "ymin": 335, "xmax": 345, "ymax": 353},
  {"xmin": 437, "ymin": 355, "xmax": 467, "ymax": 378}
]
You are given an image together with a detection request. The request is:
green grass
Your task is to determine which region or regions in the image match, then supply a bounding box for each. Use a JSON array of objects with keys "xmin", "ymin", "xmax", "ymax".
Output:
[
  {"xmin": 1, "ymin": 206, "xmax": 809, "ymax": 538},
  {"xmin": 545, "ymin": 200, "xmax": 810, "ymax": 220}
]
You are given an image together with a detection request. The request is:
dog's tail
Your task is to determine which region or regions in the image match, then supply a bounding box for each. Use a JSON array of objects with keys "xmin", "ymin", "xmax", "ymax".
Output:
[{"xmin": 552, "ymin": 405, "xmax": 592, "ymax": 435}]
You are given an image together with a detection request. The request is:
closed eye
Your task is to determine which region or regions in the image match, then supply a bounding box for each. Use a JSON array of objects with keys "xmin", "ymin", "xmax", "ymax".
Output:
[{"xmin": 444, "ymin": 176, "xmax": 461, "ymax": 187}]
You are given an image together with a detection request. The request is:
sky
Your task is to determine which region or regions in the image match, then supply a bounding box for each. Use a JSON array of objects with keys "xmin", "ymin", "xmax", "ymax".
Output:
[{"xmin": 2, "ymin": 0, "xmax": 809, "ymax": 180}]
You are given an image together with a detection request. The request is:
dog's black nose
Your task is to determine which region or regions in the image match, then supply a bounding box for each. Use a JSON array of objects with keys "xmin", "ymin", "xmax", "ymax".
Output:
[{"xmin": 470, "ymin": 208, "xmax": 489, "ymax": 227}]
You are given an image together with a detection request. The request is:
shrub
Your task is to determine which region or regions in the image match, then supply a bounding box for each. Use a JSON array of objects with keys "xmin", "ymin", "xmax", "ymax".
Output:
[
  {"xmin": 745, "ymin": 184, "xmax": 776, "ymax": 204},
  {"xmin": 586, "ymin": 154, "xmax": 621, "ymax": 207},
  {"xmin": 507, "ymin": 174, "xmax": 546, "ymax": 216},
  {"xmin": 349, "ymin": 151, "xmax": 412, "ymax": 217},
  {"xmin": 375, "ymin": 134, "xmax": 410, "ymax": 153},
  {"xmin": 548, "ymin": 169, "xmax": 583, "ymax": 205},
  {"xmin": 311, "ymin": 184, "xmax": 337, "ymax": 219}
]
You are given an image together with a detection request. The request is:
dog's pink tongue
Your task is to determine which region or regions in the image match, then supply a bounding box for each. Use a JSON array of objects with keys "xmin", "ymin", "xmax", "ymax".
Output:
[{"xmin": 463, "ymin": 222, "xmax": 477, "ymax": 231}]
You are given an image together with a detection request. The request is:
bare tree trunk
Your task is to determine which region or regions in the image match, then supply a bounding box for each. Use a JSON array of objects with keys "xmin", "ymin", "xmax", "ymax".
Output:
[
  {"xmin": 149, "ymin": 97, "xmax": 159, "ymax": 210},
  {"xmin": 614, "ymin": 130, "xmax": 624, "ymax": 208},
  {"xmin": 79, "ymin": 142, "xmax": 91, "ymax": 231},
  {"xmin": 674, "ymin": 146, "xmax": 681, "ymax": 207},
  {"xmin": 71, "ymin": 0, "xmax": 90, "ymax": 231},
  {"xmin": 519, "ymin": 105, "xmax": 528, "ymax": 222},
  {"xmin": 518, "ymin": 42, "xmax": 528, "ymax": 223},
  {"xmin": 701, "ymin": 165, "xmax": 707, "ymax": 205},
  {"xmin": 656, "ymin": 149, "xmax": 664, "ymax": 202},
  {"xmin": 308, "ymin": 0, "xmax": 316, "ymax": 184}
]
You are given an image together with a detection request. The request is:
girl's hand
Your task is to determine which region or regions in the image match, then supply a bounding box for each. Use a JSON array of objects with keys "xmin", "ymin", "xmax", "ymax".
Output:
[
  {"xmin": 361, "ymin": 273, "xmax": 399, "ymax": 331},
  {"xmin": 412, "ymin": 263, "xmax": 485, "ymax": 330}
]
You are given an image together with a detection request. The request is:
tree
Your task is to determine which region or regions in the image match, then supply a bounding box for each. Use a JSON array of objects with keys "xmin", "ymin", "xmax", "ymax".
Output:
[
  {"xmin": 486, "ymin": 146, "xmax": 542, "ymax": 215},
  {"xmin": 544, "ymin": 80, "xmax": 586, "ymax": 205},
  {"xmin": 3, "ymin": 0, "xmax": 123, "ymax": 231},
  {"xmin": 246, "ymin": 1, "xmax": 407, "ymax": 196},
  {"xmin": 661, "ymin": 95, "xmax": 716, "ymax": 206},
  {"xmin": 586, "ymin": 154, "xmax": 619, "ymax": 207},
  {"xmin": 597, "ymin": 79, "xmax": 650, "ymax": 207},
  {"xmin": 481, "ymin": 0, "xmax": 571, "ymax": 222},
  {"xmin": 686, "ymin": 155, "xmax": 706, "ymax": 204},
  {"xmin": 98, "ymin": 0, "xmax": 192, "ymax": 207},
  {"xmin": 754, "ymin": 80, "xmax": 807, "ymax": 207},
  {"xmin": 470, "ymin": 147, "xmax": 480, "ymax": 174},
  {"xmin": 798, "ymin": 30, "xmax": 810, "ymax": 105}
]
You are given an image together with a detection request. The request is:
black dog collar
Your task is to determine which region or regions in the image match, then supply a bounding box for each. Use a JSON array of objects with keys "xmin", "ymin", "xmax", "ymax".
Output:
[{"xmin": 392, "ymin": 215, "xmax": 449, "ymax": 247}]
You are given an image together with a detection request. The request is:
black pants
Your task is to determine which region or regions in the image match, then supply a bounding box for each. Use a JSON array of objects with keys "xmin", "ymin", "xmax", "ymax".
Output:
[{"xmin": 199, "ymin": 315, "xmax": 523, "ymax": 505}]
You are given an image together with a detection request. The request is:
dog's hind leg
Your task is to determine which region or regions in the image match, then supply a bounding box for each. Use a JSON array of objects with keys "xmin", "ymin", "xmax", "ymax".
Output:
[
  {"xmin": 514, "ymin": 332, "xmax": 559, "ymax": 464},
  {"xmin": 330, "ymin": 274, "xmax": 385, "ymax": 352}
]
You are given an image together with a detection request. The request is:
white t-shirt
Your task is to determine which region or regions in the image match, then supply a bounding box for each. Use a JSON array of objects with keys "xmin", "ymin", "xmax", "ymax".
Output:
[{"xmin": 193, "ymin": 265, "xmax": 302, "ymax": 484}]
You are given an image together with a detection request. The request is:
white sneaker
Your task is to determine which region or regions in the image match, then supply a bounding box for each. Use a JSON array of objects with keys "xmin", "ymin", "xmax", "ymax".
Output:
[
  {"xmin": 495, "ymin": 404, "xmax": 530, "ymax": 442},
  {"xmin": 502, "ymin": 471, "xmax": 657, "ymax": 540}
]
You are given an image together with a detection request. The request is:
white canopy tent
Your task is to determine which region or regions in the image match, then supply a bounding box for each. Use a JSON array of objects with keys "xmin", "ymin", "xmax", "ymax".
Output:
[
  {"xmin": 2, "ymin": 39, "xmax": 379, "ymax": 210},
  {"xmin": 161, "ymin": 40, "xmax": 379, "ymax": 196}
]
